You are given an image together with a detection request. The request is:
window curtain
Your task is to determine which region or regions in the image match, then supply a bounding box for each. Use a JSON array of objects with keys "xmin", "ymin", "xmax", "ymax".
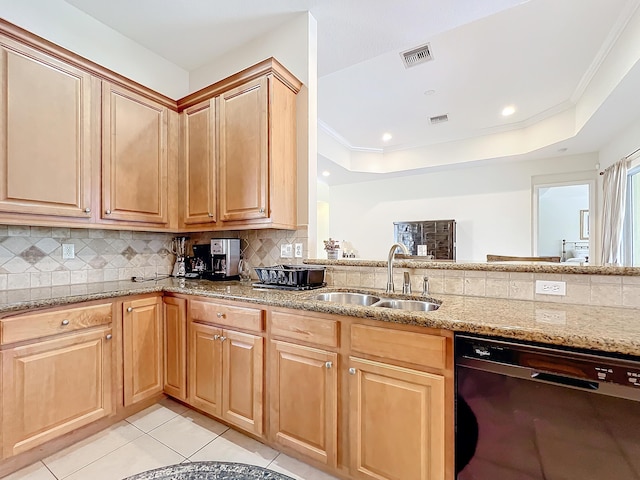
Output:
[{"xmin": 600, "ymin": 158, "xmax": 628, "ymax": 265}]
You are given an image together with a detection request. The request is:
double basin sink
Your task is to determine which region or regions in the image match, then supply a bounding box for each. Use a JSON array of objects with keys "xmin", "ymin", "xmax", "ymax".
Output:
[{"xmin": 314, "ymin": 292, "xmax": 440, "ymax": 312}]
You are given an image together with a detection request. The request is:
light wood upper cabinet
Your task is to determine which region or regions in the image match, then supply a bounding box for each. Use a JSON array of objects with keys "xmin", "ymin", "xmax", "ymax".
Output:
[
  {"xmin": 218, "ymin": 73, "xmax": 298, "ymax": 229},
  {"xmin": 123, "ymin": 296, "xmax": 164, "ymax": 406},
  {"xmin": 102, "ymin": 83, "xmax": 169, "ymax": 225},
  {"xmin": 349, "ymin": 356, "xmax": 445, "ymax": 480},
  {"xmin": 219, "ymin": 76, "xmax": 268, "ymax": 222},
  {"xmin": 0, "ymin": 35, "xmax": 97, "ymax": 219},
  {"xmin": 163, "ymin": 296, "xmax": 187, "ymax": 401},
  {"xmin": 270, "ymin": 340, "xmax": 337, "ymax": 467},
  {"xmin": 181, "ymin": 99, "xmax": 216, "ymax": 226},
  {"xmin": 1, "ymin": 326, "xmax": 114, "ymax": 458}
]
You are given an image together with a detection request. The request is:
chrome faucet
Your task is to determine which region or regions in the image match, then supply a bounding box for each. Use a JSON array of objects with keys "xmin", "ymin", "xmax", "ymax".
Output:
[
  {"xmin": 422, "ymin": 276, "xmax": 429, "ymax": 295},
  {"xmin": 386, "ymin": 243, "xmax": 409, "ymax": 293}
]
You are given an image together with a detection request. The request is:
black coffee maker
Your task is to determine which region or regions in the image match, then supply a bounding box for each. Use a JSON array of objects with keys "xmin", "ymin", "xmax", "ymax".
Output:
[{"xmin": 186, "ymin": 239, "xmax": 240, "ymax": 280}]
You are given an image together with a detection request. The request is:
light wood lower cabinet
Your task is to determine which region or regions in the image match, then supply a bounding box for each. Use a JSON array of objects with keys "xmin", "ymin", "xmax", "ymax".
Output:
[
  {"xmin": 270, "ymin": 340, "xmax": 337, "ymax": 467},
  {"xmin": 123, "ymin": 296, "xmax": 164, "ymax": 406},
  {"xmin": 348, "ymin": 356, "xmax": 445, "ymax": 480},
  {"xmin": 163, "ymin": 297, "xmax": 187, "ymax": 401},
  {"xmin": 1, "ymin": 327, "xmax": 114, "ymax": 458},
  {"xmin": 189, "ymin": 321, "xmax": 264, "ymax": 436}
]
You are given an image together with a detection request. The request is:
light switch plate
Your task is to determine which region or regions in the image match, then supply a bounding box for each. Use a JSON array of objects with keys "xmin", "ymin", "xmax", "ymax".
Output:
[
  {"xmin": 62, "ymin": 244, "xmax": 75, "ymax": 259},
  {"xmin": 280, "ymin": 244, "xmax": 293, "ymax": 258}
]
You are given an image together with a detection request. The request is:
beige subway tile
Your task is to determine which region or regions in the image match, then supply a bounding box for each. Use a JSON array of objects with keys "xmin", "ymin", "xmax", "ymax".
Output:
[
  {"xmin": 486, "ymin": 271, "xmax": 509, "ymax": 279},
  {"xmin": 361, "ymin": 272, "xmax": 375, "ymax": 288},
  {"xmin": 562, "ymin": 273, "xmax": 590, "ymax": 284},
  {"xmin": 30, "ymin": 227, "xmax": 52, "ymax": 238},
  {"xmin": 0, "ymin": 274, "xmax": 7, "ymax": 290},
  {"xmin": 346, "ymin": 271, "xmax": 361, "ymax": 287},
  {"xmin": 510, "ymin": 272, "xmax": 534, "ymax": 280},
  {"xmin": 534, "ymin": 293, "xmax": 563, "ymax": 303},
  {"xmin": 623, "ymin": 285, "xmax": 640, "ymax": 308},
  {"xmin": 623, "ymin": 276, "xmax": 640, "ymax": 285},
  {"xmin": 444, "ymin": 276, "xmax": 464, "ymax": 295},
  {"xmin": 509, "ymin": 280, "xmax": 534, "ymax": 300},
  {"xmin": 8, "ymin": 226, "xmax": 30, "ymax": 236},
  {"xmin": 590, "ymin": 284, "xmax": 622, "ymax": 306},
  {"xmin": 464, "ymin": 278, "xmax": 486, "ymax": 297},
  {"xmin": 8, "ymin": 273, "xmax": 30, "ymax": 289},
  {"xmin": 333, "ymin": 271, "xmax": 347, "ymax": 287},
  {"xmin": 534, "ymin": 273, "xmax": 563, "ymax": 282},
  {"xmin": 87, "ymin": 269, "xmax": 105, "ymax": 284},
  {"xmin": 444, "ymin": 270, "xmax": 464, "ymax": 278},
  {"xmin": 31, "ymin": 272, "xmax": 52, "ymax": 287},
  {"xmin": 563, "ymin": 283, "xmax": 591, "ymax": 306},
  {"xmin": 464, "ymin": 270, "xmax": 486, "ymax": 278},
  {"xmin": 485, "ymin": 279, "xmax": 509, "ymax": 298},
  {"xmin": 70, "ymin": 270, "xmax": 88, "ymax": 285},
  {"xmin": 591, "ymin": 275, "xmax": 622, "ymax": 284},
  {"xmin": 51, "ymin": 271, "xmax": 71, "ymax": 286}
]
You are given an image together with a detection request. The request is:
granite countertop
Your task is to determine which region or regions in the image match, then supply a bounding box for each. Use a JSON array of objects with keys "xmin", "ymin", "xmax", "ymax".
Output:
[
  {"xmin": 1, "ymin": 278, "xmax": 639, "ymax": 357},
  {"xmin": 304, "ymin": 258, "xmax": 640, "ymax": 276}
]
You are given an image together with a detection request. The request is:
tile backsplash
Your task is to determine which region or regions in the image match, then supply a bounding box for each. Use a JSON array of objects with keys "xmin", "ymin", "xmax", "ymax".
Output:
[{"xmin": 0, "ymin": 225, "xmax": 309, "ymax": 290}]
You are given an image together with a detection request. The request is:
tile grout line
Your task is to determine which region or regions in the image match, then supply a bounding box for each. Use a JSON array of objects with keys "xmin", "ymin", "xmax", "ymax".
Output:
[{"xmin": 185, "ymin": 427, "xmax": 230, "ymax": 460}]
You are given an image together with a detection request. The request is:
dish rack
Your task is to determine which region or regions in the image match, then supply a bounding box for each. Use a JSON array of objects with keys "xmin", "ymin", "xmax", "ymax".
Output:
[{"xmin": 253, "ymin": 265, "xmax": 326, "ymax": 290}]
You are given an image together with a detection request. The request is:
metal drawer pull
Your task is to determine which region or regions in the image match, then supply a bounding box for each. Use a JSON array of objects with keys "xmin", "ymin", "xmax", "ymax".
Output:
[
  {"xmin": 348, "ymin": 367, "xmax": 357, "ymax": 375},
  {"xmin": 325, "ymin": 361, "xmax": 333, "ymax": 369},
  {"xmin": 217, "ymin": 312, "xmax": 226, "ymax": 318},
  {"xmin": 106, "ymin": 334, "xmax": 112, "ymax": 340},
  {"xmin": 61, "ymin": 319, "xmax": 70, "ymax": 326},
  {"xmin": 220, "ymin": 336, "xmax": 227, "ymax": 342},
  {"xmin": 127, "ymin": 307, "xmax": 133, "ymax": 312}
]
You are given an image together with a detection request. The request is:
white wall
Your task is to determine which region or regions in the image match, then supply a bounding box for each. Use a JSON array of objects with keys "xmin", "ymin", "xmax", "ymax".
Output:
[
  {"xmin": 0, "ymin": 0, "xmax": 190, "ymax": 98},
  {"xmin": 537, "ymin": 185, "xmax": 589, "ymax": 256},
  {"xmin": 328, "ymin": 154, "xmax": 598, "ymax": 261}
]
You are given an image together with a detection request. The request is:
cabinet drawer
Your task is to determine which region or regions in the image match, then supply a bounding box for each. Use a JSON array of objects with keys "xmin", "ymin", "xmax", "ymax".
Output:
[
  {"xmin": 190, "ymin": 300, "xmax": 263, "ymax": 332},
  {"xmin": 0, "ymin": 303, "xmax": 112, "ymax": 345},
  {"xmin": 270, "ymin": 311, "xmax": 339, "ymax": 348},
  {"xmin": 350, "ymin": 324, "xmax": 447, "ymax": 370}
]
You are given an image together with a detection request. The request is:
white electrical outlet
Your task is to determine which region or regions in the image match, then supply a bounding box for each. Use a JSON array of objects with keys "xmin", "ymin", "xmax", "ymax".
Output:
[
  {"xmin": 535, "ymin": 280, "xmax": 566, "ymax": 296},
  {"xmin": 294, "ymin": 243, "xmax": 303, "ymax": 258},
  {"xmin": 280, "ymin": 244, "xmax": 293, "ymax": 258},
  {"xmin": 62, "ymin": 244, "xmax": 75, "ymax": 259}
]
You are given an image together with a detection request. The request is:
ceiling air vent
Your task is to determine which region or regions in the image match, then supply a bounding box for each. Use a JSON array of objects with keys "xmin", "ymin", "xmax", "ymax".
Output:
[
  {"xmin": 429, "ymin": 114, "xmax": 449, "ymax": 124},
  {"xmin": 400, "ymin": 43, "xmax": 433, "ymax": 68}
]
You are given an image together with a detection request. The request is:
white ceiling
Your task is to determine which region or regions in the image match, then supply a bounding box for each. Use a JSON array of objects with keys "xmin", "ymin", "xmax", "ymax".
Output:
[{"xmin": 64, "ymin": 0, "xmax": 640, "ymax": 184}]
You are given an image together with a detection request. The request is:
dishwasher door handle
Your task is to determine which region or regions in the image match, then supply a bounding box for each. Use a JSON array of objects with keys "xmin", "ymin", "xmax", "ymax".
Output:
[{"xmin": 530, "ymin": 371, "xmax": 599, "ymax": 391}]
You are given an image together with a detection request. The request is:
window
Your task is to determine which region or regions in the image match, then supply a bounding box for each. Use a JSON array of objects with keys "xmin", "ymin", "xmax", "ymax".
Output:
[{"xmin": 624, "ymin": 166, "xmax": 640, "ymax": 266}]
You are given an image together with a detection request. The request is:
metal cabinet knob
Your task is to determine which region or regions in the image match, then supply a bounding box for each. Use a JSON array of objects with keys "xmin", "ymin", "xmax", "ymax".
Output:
[
  {"xmin": 208, "ymin": 213, "xmax": 214, "ymax": 218},
  {"xmin": 259, "ymin": 208, "xmax": 265, "ymax": 214},
  {"xmin": 220, "ymin": 336, "xmax": 227, "ymax": 342},
  {"xmin": 216, "ymin": 312, "xmax": 226, "ymax": 318},
  {"xmin": 214, "ymin": 335, "xmax": 220, "ymax": 340},
  {"xmin": 106, "ymin": 334, "xmax": 113, "ymax": 340},
  {"xmin": 127, "ymin": 307, "xmax": 133, "ymax": 313},
  {"xmin": 348, "ymin": 367, "xmax": 357, "ymax": 375},
  {"xmin": 84, "ymin": 207, "xmax": 91, "ymax": 213},
  {"xmin": 325, "ymin": 361, "xmax": 333, "ymax": 369},
  {"xmin": 61, "ymin": 319, "xmax": 70, "ymax": 326},
  {"xmin": 105, "ymin": 209, "xmax": 112, "ymax": 215}
]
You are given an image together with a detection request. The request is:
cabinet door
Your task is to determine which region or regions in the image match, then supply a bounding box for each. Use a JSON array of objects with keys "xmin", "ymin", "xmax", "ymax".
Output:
[
  {"xmin": 270, "ymin": 340, "xmax": 337, "ymax": 466},
  {"xmin": 189, "ymin": 322, "xmax": 223, "ymax": 416},
  {"xmin": 218, "ymin": 76, "xmax": 268, "ymax": 222},
  {"xmin": 182, "ymin": 99, "xmax": 216, "ymax": 225},
  {"xmin": 163, "ymin": 297, "xmax": 187, "ymax": 401},
  {"xmin": 123, "ymin": 296, "xmax": 163, "ymax": 406},
  {"xmin": 2, "ymin": 328, "xmax": 114, "ymax": 457},
  {"xmin": 102, "ymin": 83, "xmax": 168, "ymax": 224},
  {"xmin": 221, "ymin": 329, "xmax": 263, "ymax": 435},
  {"xmin": 0, "ymin": 36, "xmax": 95, "ymax": 218},
  {"xmin": 349, "ymin": 357, "xmax": 445, "ymax": 480}
]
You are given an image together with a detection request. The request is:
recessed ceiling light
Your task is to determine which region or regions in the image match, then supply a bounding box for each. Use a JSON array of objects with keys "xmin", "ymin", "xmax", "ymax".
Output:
[
  {"xmin": 502, "ymin": 105, "xmax": 516, "ymax": 117},
  {"xmin": 322, "ymin": 170, "xmax": 331, "ymax": 177},
  {"xmin": 424, "ymin": 89, "xmax": 436, "ymax": 96},
  {"xmin": 382, "ymin": 133, "xmax": 393, "ymax": 142}
]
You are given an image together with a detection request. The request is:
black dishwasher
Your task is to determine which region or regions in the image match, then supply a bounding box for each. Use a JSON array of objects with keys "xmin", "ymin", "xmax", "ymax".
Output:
[{"xmin": 455, "ymin": 334, "xmax": 640, "ymax": 480}]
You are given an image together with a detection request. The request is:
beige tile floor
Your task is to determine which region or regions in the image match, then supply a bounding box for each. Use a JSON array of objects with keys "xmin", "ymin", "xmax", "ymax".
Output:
[{"xmin": 3, "ymin": 398, "xmax": 338, "ymax": 480}]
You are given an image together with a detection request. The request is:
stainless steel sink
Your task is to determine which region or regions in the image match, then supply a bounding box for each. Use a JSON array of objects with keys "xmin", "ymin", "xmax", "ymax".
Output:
[
  {"xmin": 374, "ymin": 299, "xmax": 440, "ymax": 311},
  {"xmin": 315, "ymin": 292, "xmax": 381, "ymax": 306}
]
